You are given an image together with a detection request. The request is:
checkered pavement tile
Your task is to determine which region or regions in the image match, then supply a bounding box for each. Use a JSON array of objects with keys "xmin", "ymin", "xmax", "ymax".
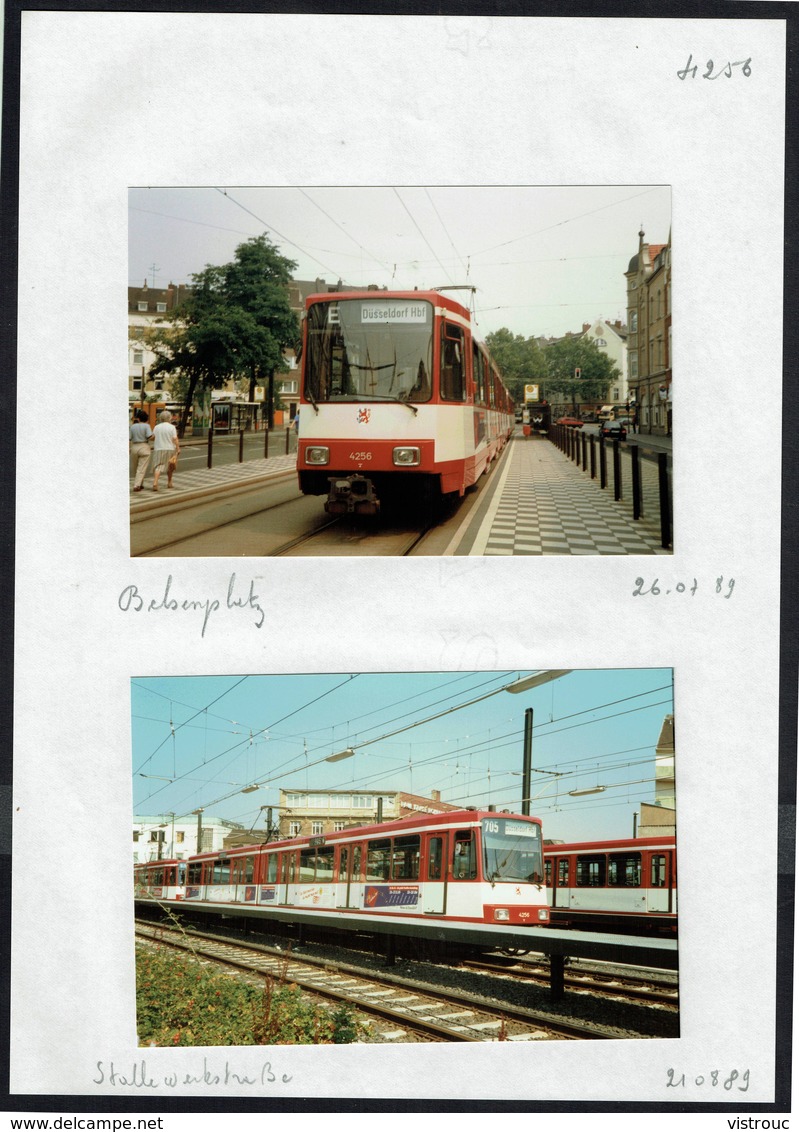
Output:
[{"xmin": 478, "ymin": 435, "xmax": 671, "ymax": 556}]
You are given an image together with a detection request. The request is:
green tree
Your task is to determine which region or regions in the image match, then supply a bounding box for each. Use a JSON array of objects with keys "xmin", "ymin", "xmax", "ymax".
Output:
[
  {"xmin": 149, "ymin": 236, "xmax": 300, "ymax": 434},
  {"xmin": 544, "ymin": 336, "xmax": 620, "ymax": 413},
  {"xmin": 484, "ymin": 328, "xmax": 547, "ymax": 403}
]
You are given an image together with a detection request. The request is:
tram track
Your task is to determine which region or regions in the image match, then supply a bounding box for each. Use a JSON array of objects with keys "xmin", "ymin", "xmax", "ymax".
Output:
[
  {"xmin": 462, "ymin": 956, "xmax": 679, "ymax": 1009},
  {"xmin": 135, "ymin": 921, "xmax": 624, "ymax": 1043},
  {"xmin": 132, "ymin": 477, "xmax": 437, "ymax": 558},
  {"xmin": 266, "ymin": 515, "xmax": 434, "ymax": 557}
]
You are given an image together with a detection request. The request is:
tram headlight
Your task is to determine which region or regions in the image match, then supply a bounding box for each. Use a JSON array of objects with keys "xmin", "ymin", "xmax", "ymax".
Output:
[
  {"xmin": 393, "ymin": 446, "xmax": 421, "ymax": 466},
  {"xmin": 538, "ymin": 909, "xmax": 549, "ymax": 921},
  {"xmin": 494, "ymin": 908, "xmax": 510, "ymax": 922},
  {"xmin": 305, "ymin": 446, "xmax": 330, "ymax": 465}
]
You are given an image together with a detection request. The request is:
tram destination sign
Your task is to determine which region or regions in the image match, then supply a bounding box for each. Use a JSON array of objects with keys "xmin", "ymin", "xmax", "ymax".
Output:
[
  {"xmin": 360, "ymin": 301, "xmax": 429, "ymax": 324},
  {"xmin": 499, "ymin": 819, "xmax": 539, "ymax": 838}
]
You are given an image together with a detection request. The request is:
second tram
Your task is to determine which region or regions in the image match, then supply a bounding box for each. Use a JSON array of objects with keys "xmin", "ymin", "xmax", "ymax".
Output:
[{"xmin": 544, "ymin": 836, "xmax": 677, "ymax": 935}]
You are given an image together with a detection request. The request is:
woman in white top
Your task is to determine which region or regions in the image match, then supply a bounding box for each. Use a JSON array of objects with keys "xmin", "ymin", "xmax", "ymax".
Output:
[{"xmin": 151, "ymin": 410, "xmax": 180, "ymax": 491}]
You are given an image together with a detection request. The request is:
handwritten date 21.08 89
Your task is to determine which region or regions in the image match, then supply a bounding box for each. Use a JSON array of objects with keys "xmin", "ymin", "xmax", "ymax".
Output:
[{"xmin": 633, "ymin": 577, "xmax": 735, "ymax": 599}]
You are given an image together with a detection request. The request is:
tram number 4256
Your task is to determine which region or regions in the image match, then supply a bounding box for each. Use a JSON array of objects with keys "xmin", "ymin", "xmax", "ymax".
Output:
[{"xmin": 633, "ymin": 577, "xmax": 735, "ymax": 599}]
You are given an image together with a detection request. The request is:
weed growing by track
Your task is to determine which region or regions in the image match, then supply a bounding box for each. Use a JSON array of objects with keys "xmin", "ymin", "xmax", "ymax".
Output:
[{"xmin": 135, "ymin": 943, "xmax": 362, "ymax": 1046}]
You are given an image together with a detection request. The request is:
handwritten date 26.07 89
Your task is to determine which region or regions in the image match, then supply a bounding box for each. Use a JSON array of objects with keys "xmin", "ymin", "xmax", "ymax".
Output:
[{"xmin": 633, "ymin": 577, "xmax": 735, "ymax": 599}]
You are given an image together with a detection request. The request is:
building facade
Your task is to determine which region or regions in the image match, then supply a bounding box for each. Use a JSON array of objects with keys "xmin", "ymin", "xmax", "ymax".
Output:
[
  {"xmin": 637, "ymin": 713, "xmax": 676, "ymax": 838},
  {"xmin": 278, "ymin": 787, "xmax": 460, "ymax": 839},
  {"xmin": 132, "ymin": 813, "xmax": 243, "ymax": 862},
  {"xmin": 581, "ymin": 319, "xmax": 629, "ymax": 411},
  {"xmin": 625, "ymin": 230, "xmax": 672, "ymax": 435},
  {"xmin": 128, "ymin": 282, "xmax": 191, "ymax": 404}
]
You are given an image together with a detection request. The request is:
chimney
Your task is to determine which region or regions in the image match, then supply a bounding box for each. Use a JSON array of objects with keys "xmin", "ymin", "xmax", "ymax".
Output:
[
  {"xmin": 431, "ymin": 789, "xmax": 441, "ymax": 803},
  {"xmin": 583, "ymin": 323, "xmax": 590, "ymax": 333}
]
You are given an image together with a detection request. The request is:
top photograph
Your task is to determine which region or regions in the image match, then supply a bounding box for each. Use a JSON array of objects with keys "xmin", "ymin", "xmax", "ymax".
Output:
[{"xmin": 128, "ymin": 186, "xmax": 673, "ymax": 558}]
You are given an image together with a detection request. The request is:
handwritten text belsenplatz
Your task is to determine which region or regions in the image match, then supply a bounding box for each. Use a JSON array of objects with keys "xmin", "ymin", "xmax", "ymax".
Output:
[{"xmin": 118, "ymin": 574, "xmax": 265, "ymax": 637}]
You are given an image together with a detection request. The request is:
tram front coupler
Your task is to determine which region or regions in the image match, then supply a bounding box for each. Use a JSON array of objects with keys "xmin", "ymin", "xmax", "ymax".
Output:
[{"xmin": 325, "ymin": 474, "xmax": 380, "ymax": 516}]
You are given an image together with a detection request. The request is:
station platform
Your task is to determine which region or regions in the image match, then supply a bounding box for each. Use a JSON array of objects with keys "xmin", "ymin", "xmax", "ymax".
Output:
[{"xmin": 130, "ymin": 431, "xmax": 671, "ymax": 556}]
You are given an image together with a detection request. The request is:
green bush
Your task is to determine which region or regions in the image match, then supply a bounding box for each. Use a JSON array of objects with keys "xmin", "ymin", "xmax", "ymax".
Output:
[{"xmin": 136, "ymin": 944, "xmax": 363, "ymax": 1046}]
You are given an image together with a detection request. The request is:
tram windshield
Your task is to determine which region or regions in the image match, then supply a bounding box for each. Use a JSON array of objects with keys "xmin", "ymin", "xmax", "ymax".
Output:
[
  {"xmin": 305, "ymin": 298, "xmax": 433, "ymax": 405},
  {"xmin": 482, "ymin": 817, "xmax": 544, "ymax": 884}
]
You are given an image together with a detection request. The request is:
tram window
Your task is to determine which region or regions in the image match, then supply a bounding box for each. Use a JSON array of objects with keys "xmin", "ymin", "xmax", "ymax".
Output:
[
  {"xmin": 452, "ymin": 831, "xmax": 477, "ymax": 880},
  {"xmin": 366, "ymin": 838, "xmax": 391, "ymax": 882},
  {"xmin": 440, "ymin": 325, "xmax": 465, "ymax": 402},
  {"xmin": 352, "ymin": 845, "xmax": 362, "ymax": 880},
  {"xmin": 544, "ymin": 860, "xmax": 552, "ymax": 886},
  {"xmin": 557, "ymin": 858, "xmax": 570, "ymax": 886},
  {"xmin": 281, "ymin": 853, "xmax": 296, "ymax": 884},
  {"xmin": 473, "ymin": 346, "xmax": 487, "ymax": 405},
  {"xmin": 233, "ymin": 856, "xmax": 256, "ymax": 885},
  {"xmin": 337, "ymin": 845, "xmax": 349, "ymax": 882},
  {"xmin": 299, "ymin": 847, "xmax": 317, "ymax": 882},
  {"xmin": 428, "ymin": 836, "xmax": 443, "ymax": 880},
  {"xmin": 608, "ymin": 853, "xmax": 641, "ymax": 887},
  {"xmin": 576, "ymin": 855, "xmax": 606, "ymax": 887},
  {"xmin": 265, "ymin": 854, "xmax": 278, "ymax": 884},
  {"xmin": 391, "ymin": 835, "xmax": 421, "ymax": 880},
  {"xmin": 212, "ymin": 858, "xmax": 231, "ymax": 886},
  {"xmin": 316, "ymin": 846, "xmax": 335, "ymax": 882},
  {"xmin": 651, "ymin": 854, "xmax": 667, "ymax": 887}
]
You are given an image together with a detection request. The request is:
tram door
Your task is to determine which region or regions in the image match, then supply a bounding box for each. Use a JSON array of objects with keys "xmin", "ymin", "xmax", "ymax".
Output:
[
  {"xmin": 423, "ymin": 833, "xmax": 447, "ymax": 914},
  {"xmin": 646, "ymin": 851, "xmax": 672, "ymax": 914},
  {"xmin": 553, "ymin": 856, "xmax": 571, "ymax": 908},
  {"xmin": 279, "ymin": 850, "xmax": 296, "ymax": 905},
  {"xmin": 336, "ymin": 844, "xmax": 362, "ymax": 910}
]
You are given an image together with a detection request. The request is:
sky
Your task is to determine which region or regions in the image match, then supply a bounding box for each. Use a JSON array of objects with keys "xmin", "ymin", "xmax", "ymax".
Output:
[
  {"xmin": 128, "ymin": 185, "xmax": 672, "ymax": 340},
  {"xmin": 131, "ymin": 668, "xmax": 674, "ymax": 845}
]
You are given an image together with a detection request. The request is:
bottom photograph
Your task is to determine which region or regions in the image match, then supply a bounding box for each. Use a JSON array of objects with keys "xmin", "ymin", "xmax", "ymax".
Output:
[{"xmin": 132, "ymin": 668, "xmax": 678, "ymax": 1045}]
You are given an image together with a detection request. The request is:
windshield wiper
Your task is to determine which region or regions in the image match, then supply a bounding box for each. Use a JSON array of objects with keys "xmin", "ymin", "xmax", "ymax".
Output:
[{"xmin": 330, "ymin": 392, "xmax": 417, "ymax": 415}]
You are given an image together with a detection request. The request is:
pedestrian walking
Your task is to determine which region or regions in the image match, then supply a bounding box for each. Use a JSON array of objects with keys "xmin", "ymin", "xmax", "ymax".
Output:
[
  {"xmin": 129, "ymin": 409, "xmax": 153, "ymax": 492},
  {"xmin": 152, "ymin": 410, "xmax": 180, "ymax": 491}
]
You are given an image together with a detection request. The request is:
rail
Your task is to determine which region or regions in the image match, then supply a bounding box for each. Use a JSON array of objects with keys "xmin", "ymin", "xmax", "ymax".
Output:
[{"xmin": 550, "ymin": 423, "xmax": 673, "ymax": 550}]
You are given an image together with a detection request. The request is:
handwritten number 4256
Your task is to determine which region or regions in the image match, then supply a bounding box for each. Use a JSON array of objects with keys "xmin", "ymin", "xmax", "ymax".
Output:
[{"xmin": 678, "ymin": 55, "xmax": 751, "ymax": 80}]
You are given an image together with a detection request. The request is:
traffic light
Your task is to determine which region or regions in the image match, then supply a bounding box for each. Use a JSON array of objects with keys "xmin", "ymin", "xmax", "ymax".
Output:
[{"xmin": 574, "ymin": 367, "xmax": 581, "ymax": 379}]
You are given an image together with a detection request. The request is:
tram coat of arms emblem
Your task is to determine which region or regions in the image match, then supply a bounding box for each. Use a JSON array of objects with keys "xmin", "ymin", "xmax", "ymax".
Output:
[{"xmin": 357, "ymin": 407, "xmax": 371, "ymax": 424}]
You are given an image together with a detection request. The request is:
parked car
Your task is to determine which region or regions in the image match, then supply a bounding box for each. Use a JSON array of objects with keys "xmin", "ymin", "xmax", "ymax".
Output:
[
  {"xmin": 601, "ymin": 419, "xmax": 628, "ymax": 441},
  {"xmin": 557, "ymin": 416, "xmax": 584, "ymax": 428}
]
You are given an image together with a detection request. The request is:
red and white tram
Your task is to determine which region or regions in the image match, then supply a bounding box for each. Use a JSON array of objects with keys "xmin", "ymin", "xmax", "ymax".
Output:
[
  {"xmin": 544, "ymin": 836, "xmax": 677, "ymax": 935},
  {"xmin": 135, "ymin": 811, "xmax": 550, "ymax": 933},
  {"xmin": 296, "ymin": 290, "xmax": 515, "ymax": 515},
  {"xmin": 134, "ymin": 859, "xmax": 186, "ymax": 902}
]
